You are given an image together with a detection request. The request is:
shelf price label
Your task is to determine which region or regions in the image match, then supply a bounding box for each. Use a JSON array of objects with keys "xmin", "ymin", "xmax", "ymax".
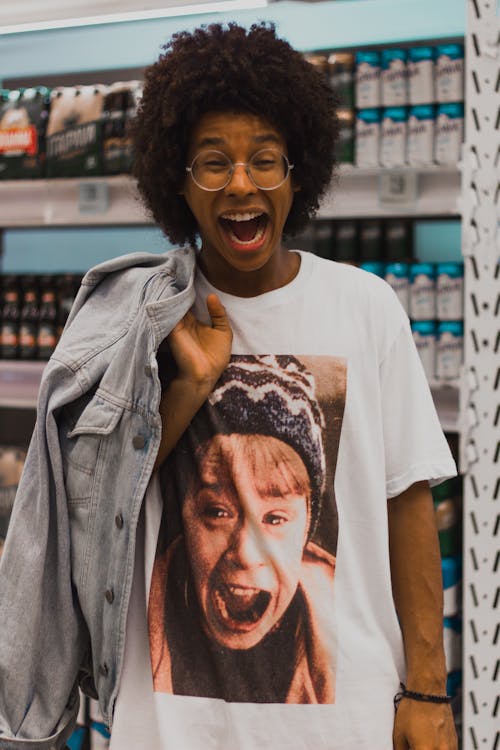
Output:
[
  {"xmin": 78, "ymin": 181, "xmax": 110, "ymax": 215},
  {"xmin": 378, "ymin": 171, "xmax": 418, "ymax": 210}
]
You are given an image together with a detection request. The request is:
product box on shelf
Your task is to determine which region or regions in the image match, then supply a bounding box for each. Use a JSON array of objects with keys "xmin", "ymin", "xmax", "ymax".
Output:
[
  {"xmin": 0, "ymin": 87, "xmax": 51, "ymax": 179},
  {"xmin": 102, "ymin": 81, "xmax": 142, "ymax": 175}
]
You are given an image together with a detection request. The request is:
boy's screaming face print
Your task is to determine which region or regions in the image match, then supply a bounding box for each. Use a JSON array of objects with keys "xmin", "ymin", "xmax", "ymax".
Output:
[{"xmin": 182, "ymin": 433, "xmax": 310, "ymax": 650}]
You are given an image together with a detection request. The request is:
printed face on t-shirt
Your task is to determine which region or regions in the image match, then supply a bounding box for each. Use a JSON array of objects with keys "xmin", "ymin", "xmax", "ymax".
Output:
[{"xmin": 182, "ymin": 433, "xmax": 310, "ymax": 650}]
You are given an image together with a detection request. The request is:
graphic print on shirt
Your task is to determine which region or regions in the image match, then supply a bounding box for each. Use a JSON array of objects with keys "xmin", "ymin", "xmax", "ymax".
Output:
[{"xmin": 148, "ymin": 354, "xmax": 346, "ymax": 704}]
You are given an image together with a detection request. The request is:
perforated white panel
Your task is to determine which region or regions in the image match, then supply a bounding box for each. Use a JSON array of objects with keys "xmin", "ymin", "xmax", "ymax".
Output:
[{"xmin": 461, "ymin": 2, "xmax": 500, "ymax": 749}]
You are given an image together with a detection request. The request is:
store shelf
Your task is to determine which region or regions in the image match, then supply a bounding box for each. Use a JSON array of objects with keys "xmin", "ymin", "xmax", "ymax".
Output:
[
  {"xmin": 0, "ymin": 165, "xmax": 461, "ymax": 228},
  {"xmin": 429, "ymin": 378, "xmax": 460, "ymax": 433},
  {"xmin": 0, "ymin": 361, "xmax": 46, "ymax": 409},
  {"xmin": 318, "ymin": 165, "xmax": 461, "ymax": 219}
]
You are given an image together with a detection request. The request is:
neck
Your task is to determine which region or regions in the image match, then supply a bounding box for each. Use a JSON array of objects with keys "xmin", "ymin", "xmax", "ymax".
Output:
[{"xmin": 197, "ymin": 245, "xmax": 301, "ymax": 297}]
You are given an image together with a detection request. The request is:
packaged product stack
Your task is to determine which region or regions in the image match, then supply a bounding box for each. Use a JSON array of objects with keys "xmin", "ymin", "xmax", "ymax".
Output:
[
  {"xmin": 353, "ymin": 42, "xmax": 465, "ymax": 168},
  {"xmin": 0, "ymin": 87, "xmax": 51, "ymax": 178},
  {"xmin": 0, "ymin": 445, "xmax": 27, "ymax": 559},
  {"xmin": 102, "ymin": 81, "xmax": 143, "ymax": 175},
  {"xmin": 0, "ymin": 273, "xmax": 81, "ymax": 360}
]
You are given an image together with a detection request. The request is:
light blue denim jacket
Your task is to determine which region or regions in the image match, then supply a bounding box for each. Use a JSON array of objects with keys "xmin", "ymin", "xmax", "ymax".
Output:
[{"xmin": 0, "ymin": 246, "xmax": 196, "ymax": 749}]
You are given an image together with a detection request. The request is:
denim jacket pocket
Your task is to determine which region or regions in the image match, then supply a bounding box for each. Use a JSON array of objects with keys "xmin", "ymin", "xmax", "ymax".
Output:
[{"xmin": 62, "ymin": 395, "xmax": 124, "ymax": 505}]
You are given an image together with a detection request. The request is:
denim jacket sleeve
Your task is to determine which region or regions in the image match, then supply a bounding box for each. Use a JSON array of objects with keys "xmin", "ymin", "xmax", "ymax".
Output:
[{"xmin": 0, "ymin": 361, "xmax": 88, "ymax": 749}]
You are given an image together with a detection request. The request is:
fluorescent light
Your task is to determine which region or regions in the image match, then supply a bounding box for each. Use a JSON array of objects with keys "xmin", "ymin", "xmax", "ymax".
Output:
[{"xmin": 0, "ymin": 0, "xmax": 269, "ymax": 35}]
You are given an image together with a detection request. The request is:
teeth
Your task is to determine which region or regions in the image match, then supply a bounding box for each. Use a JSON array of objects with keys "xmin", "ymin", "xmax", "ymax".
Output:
[
  {"xmin": 220, "ymin": 212, "xmax": 264, "ymax": 222},
  {"xmin": 228, "ymin": 585, "xmax": 258, "ymax": 596}
]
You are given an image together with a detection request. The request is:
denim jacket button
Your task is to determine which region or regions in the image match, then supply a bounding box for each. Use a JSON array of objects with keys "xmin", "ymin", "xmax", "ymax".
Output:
[
  {"xmin": 105, "ymin": 588, "xmax": 115, "ymax": 604},
  {"xmin": 144, "ymin": 364, "xmax": 152, "ymax": 377},
  {"xmin": 115, "ymin": 513, "xmax": 124, "ymax": 529},
  {"xmin": 132, "ymin": 435, "xmax": 145, "ymax": 450},
  {"xmin": 99, "ymin": 663, "xmax": 109, "ymax": 677}
]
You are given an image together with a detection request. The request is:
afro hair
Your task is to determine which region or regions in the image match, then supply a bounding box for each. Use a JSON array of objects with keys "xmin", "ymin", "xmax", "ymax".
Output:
[{"xmin": 131, "ymin": 22, "xmax": 339, "ymax": 247}]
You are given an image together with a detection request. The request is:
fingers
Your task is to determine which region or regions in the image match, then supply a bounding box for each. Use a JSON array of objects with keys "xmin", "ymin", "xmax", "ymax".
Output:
[{"xmin": 206, "ymin": 294, "xmax": 231, "ymax": 333}]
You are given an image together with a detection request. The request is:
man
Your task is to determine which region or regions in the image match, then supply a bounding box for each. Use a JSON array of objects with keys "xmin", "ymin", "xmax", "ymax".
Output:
[{"xmin": 0, "ymin": 22, "xmax": 457, "ymax": 750}]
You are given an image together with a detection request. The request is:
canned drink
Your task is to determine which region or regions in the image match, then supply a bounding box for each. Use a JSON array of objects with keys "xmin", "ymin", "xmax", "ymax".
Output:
[
  {"xmin": 410, "ymin": 262, "xmax": 436, "ymax": 320},
  {"xmin": 435, "ymin": 43, "xmax": 465, "ymax": 103},
  {"xmin": 360, "ymin": 261, "xmax": 386, "ymax": 277},
  {"xmin": 380, "ymin": 107, "xmax": 407, "ymax": 167},
  {"xmin": 359, "ymin": 219, "xmax": 383, "ymax": 261},
  {"xmin": 408, "ymin": 104, "xmax": 436, "ymax": 166},
  {"xmin": 436, "ymin": 262, "xmax": 464, "ymax": 320},
  {"xmin": 436, "ymin": 321, "xmax": 463, "ymax": 380},
  {"xmin": 411, "ymin": 320, "xmax": 437, "ymax": 380},
  {"xmin": 335, "ymin": 220, "xmax": 358, "ymax": 263},
  {"xmin": 435, "ymin": 102, "xmax": 464, "ymax": 165},
  {"xmin": 336, "ymin": 107, "xmax": 355, "ymax": 164},
  {"xmin": 385, "ymin": 262, "xmax": 410, "ymax": 313},
  {"xmin": 385, "ymin": 219, "xmax": 413, "ymax": 262},
  {"xmin": 408, "ymin": 46, "xmax": 435, "ymax": 105},
  {"xmin": 355, "ymin": 108, "xmax": 381, "ymax": 167},
  {"xmin": 355, "ymin": 50, "xmax": 381, "ymax": 109},
  {"xmin": 381, "ymin": 48, "xmax": 408, "ymax": 107}
]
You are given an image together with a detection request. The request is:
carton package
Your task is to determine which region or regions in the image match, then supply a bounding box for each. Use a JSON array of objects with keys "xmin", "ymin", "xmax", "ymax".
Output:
[
  {"xmin": 0, "ymin": 87, "xmax": 50, "ymax": 179},
  {"xmin": 102, "ymin": 80, "xmax": 142, "ymax": 175}
]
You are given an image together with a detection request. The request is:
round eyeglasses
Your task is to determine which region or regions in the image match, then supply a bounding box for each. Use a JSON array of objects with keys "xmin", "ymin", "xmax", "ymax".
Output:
[{"xmin": 186, "ymin": 148, "xmax": 294, "ymax": 192}]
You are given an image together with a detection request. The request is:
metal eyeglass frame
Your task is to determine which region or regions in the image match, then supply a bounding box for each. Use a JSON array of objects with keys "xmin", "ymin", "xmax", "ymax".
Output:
[{"xmin": 185, "ymin": 148, "xmax": 295, "ymax": 191}]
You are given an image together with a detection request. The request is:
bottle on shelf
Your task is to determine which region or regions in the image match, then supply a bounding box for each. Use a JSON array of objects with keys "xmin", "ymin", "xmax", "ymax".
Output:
[
  {"xmin": 0, "ymin": 275, "xmax": 21, "ymax": 360},
  {"xmin": 57, "ymin": 274, "xmax": 80, "ymax": 338},
  {"xmin": 18, "ymin": 275, "xmax": 40, "ymax": 360},
  {"xmin": 38, "ymin": 276, "xmax": 58, "ymax": 360}
]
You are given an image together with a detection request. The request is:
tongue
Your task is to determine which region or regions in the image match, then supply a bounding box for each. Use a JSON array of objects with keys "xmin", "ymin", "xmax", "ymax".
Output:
[{"xmin": 227, "ymin": 217, "xmax": 261, "ymax": 242}]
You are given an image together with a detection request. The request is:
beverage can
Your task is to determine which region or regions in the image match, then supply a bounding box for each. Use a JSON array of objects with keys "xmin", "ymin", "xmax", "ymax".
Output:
[
  {"xmin": 335, "ymin": 220, "xmax": 358, "ymax": 262},
  {"xmin": 435, "ymin": 43, "xmax": 465, "ymax": 103},
  {"xmin": 355, "ymin": 50, "xmax": 381, "ymax": 109},
  {"xmin": 436, "ymin": 262, "xmax": 464, "ymax": 320},
  {"xmin": 381, "ymin": 48, "xmax": 408, "ymax": 107},
  {"xmin": 436, "ymin": 321, "xmax": 463, "ymax": 380},
  {"xmin": 359, "ymin": 219, "xmax": 382, "ymax": 260},
  {"xmin": 408, "ymin": 104, "xmax": 435, "ymax": 166},
  {"xmin": 385, "ymin": 262, "xmax": 410, "ymax": 314},
  {"xmin": 435, "ymin": 102, "xmax": 464, "ymax": 165},
  {"xmin": 411, "ymin": 320, "xmax": 437, "ymax": 380},
  {"xmin": 385, "ymin": 219, "xmax": 413, "ymax": 262},
  {"xmin": 315, "ymin": 221, "xmax": 335, "ymax": 260},
  {"xmin": 380, "ymin": 107, "xmax": 407, "ymax": 167},
  {"xmin": 410, "ymin": 262, "xmax": 436, "ymax": 320},
  {"xmin": 360, "ymin": 261, "xmax": 386, "ymax": 277},
  {"xmin": 408, "ymin": 46, "xmax": 435, "ymax": 105},
  {"xmin": 355, "ymin": 108, "xmax": 381, "ymax": 168}
]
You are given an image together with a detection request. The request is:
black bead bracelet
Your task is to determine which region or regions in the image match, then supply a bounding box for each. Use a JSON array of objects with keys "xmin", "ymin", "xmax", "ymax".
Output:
[{"xmin": 394, "ymin": 682, "xmax": 452, "ymax": 710}]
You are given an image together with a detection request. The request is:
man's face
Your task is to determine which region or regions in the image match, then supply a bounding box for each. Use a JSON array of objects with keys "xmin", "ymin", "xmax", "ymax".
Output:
[
  {"xmin": 182, "ymin": 111, "xmax": 297, "ymax": 282},
  {"xmin": 182, "ymin": 433, "xmax": 310, "ymax": 650}
]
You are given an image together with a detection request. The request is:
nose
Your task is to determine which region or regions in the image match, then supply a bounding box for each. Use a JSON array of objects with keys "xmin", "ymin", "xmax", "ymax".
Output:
[
  {"xmin": 227, "ymin": 518, "xmax": 266, "ymax": 569},
  {"xmin": 225, "ymin": 162, "xmax": 257, "ymax": 196}
]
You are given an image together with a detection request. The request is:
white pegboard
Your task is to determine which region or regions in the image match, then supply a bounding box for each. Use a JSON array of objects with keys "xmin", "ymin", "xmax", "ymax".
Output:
[{"xmin": 460, "ymin": 2, "xmax": 500, "ymax": 749}]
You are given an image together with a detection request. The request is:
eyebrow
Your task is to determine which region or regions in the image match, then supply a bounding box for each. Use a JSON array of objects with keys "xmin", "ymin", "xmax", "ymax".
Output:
[{"xmin": 195, "ymin": 133, "xmax": 283, "ymax": 150}]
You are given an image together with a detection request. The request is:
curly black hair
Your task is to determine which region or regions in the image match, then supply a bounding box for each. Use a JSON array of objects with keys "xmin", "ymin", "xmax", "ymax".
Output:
[{"xmin": 131, "ymin": 22, "xmax": 339, "ymax": 247}]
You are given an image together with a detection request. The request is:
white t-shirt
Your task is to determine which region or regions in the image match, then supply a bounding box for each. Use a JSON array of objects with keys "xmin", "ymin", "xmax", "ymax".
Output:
[{"xmin": 110, "ymin": 251, "xmax": 456, "ymax": 750}]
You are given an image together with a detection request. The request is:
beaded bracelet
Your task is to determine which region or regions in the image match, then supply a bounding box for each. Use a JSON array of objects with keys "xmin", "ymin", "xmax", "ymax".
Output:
[{"xmin": 394, "ymin": 682, "xmax": 452, "ymax": 710}]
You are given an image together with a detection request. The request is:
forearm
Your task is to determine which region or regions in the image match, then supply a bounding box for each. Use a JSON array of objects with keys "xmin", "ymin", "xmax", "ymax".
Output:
[
  {"xmin": 153, "ymin": 377, "xmax": 212, "ymax": 470},
  {"xmin": 388, "ymin": 480, "xmax": 447, "ymax": 692}
]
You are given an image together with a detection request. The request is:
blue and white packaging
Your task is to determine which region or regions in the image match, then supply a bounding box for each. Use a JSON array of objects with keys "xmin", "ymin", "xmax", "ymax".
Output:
[
  {"xmin": 435, "ymin": 43, "xmax": 465, "ymax": 103},
  {"xmin": 408, "ymin": 46, "xmax": 435, "ymax": 105},
  {"xmin": 360, "ymin": 261, "xmax": 386, "ymax": 277},
  {"xmin": 411, "ymin": 320, "xmax": 437, "ymax": 380},
  {"xmin": 436, "ymin": 262, "xmax": 464, "ymax": 320},
  {"xmin": 435, "ymin": 102, "xmax": 464, "ymax": 165},
  {"xmin": 436, "ymin": 321, "xmax": 463, "ymax": 380},
  {"xmin": 355, "ymin": 50, "xmax": 381, "ymax": 108},
  {"xmin": 381, "ymin": 106, "xmax": 407, "ymax": 167},
  {"xmin": 385, "ymin": 262, "xmax": 410, "ymax": 313},
  {"xmin": 410, "ymin": 263, "xmax": 436, "ymax": 320},
  {"xmin": 355, "ymin": 108, "xmax": 381, "ymax": 167},
  {"xmin": 381, "ymin": 48, "xmax": 408, "ymax": 107},
  {"xmin": 408, "ymin": 104, "xmax": 436, "ymax": 166}
]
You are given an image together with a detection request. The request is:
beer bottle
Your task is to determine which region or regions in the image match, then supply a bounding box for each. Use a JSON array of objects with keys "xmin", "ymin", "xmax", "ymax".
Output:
[
  {"xmin": 0, "ymin": 275, "xmax": 20, "ymax": 359},
  {"xmin": 38, "ymin": 275, "xmax": 58, "ymax": 360},
  {"xmin": 19, "ymin": 275, "xmax": 39, "ymax": 360}
]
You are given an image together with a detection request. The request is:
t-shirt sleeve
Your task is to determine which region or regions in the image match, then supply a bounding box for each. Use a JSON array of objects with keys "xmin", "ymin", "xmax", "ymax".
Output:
[{"xmin": 379, "ymin": 316, "xmax": 457, "ymax": 499}]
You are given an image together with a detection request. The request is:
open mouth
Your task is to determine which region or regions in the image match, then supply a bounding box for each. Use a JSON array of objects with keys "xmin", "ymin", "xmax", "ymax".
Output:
[
  {"xmin": 211, "ymin": 583, "xmax": 271, "ymax": 631},
  {"xmin": 219, "ymin": 212, "xmax": 269, "ymax": 251}
]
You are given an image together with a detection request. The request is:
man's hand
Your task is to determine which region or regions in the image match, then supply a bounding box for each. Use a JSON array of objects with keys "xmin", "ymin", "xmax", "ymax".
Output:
[
  {"xmin": 393, "ymin": 699, "xmax": 457, "ymax": 750},
  {"xmin": 168, "ymin": 293, "xmax": 232, "ymax": 390}
]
